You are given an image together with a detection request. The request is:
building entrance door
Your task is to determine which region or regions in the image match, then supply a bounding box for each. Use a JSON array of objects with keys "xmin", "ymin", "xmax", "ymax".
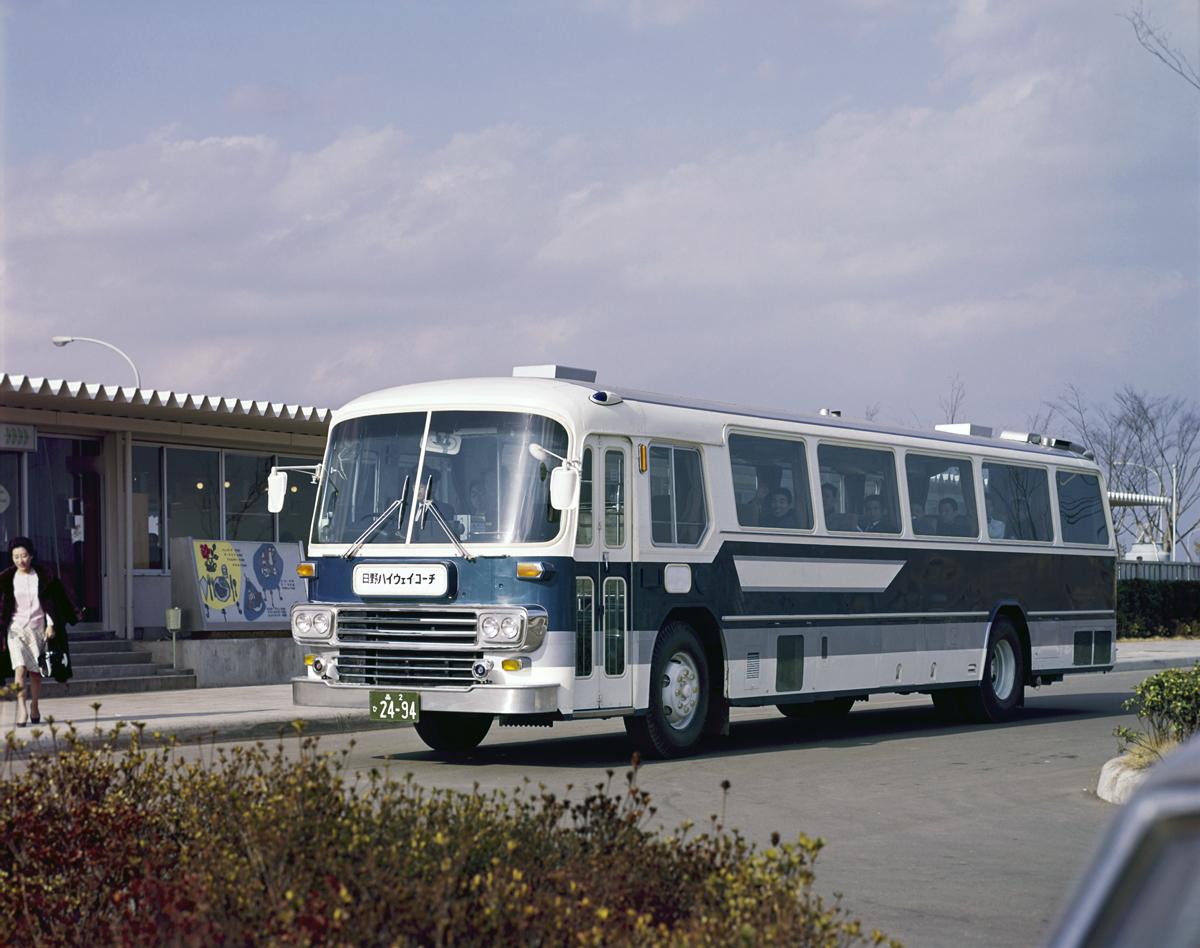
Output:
[{"xmin": 27, "ymin": 436, "xmax": 104, "ymax": 623}]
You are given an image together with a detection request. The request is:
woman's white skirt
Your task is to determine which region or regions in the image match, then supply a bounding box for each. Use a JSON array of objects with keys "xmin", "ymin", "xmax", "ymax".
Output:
[{"xmin": 7, "ymin": 624, "xmax": 47, "ymax": 673}]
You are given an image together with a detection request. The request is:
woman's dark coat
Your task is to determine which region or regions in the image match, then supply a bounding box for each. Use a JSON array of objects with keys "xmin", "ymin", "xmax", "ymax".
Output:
[{"xmin": 0, "ymin": 564, "xmax": 77, "ymax": 683}]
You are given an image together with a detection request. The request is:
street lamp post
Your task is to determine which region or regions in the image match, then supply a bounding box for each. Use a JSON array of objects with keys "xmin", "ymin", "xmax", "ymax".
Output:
[{"xmin": 51, "ymin": 336, "xmax": 142, "ymax": 389}]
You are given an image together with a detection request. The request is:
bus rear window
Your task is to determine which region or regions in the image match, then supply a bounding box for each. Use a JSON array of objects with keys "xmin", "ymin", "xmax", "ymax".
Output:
[{"xmin": 1057, "ymin": 471, "xmax": 1109, "ymax": 545}]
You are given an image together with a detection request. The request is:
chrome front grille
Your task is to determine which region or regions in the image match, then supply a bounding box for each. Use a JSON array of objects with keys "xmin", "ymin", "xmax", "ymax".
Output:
[
  {"xmin": 335, "ymin": 648, "xmax": 481, "ymax": 687},
  {"xmin": 334, "ymin": 607, "xmax": 479, "ymax": 650}
]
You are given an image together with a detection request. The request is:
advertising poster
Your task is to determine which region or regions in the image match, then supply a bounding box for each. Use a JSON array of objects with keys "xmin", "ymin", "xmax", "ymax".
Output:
[{"xmin": 172, "ymin": 537, "xmax": 306, "ymax": 632}]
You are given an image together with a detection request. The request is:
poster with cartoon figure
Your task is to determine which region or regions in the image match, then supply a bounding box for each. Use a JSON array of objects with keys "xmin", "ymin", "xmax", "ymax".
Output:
[{"xmin": 173, "ymin": 538, "xmax": 307, "ymax": 631}]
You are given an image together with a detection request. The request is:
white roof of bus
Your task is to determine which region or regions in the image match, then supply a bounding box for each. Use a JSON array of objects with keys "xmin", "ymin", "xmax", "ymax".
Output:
[{"xmin": 334, "ymin": 375, "xmax": 1100, "ymax": 468}]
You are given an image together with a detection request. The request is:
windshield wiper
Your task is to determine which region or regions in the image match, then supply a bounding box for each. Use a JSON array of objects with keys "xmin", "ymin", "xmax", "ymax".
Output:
[
  {"xmin": 419, "ymin": 475, "xmax": 475, "ymax": 562},
  {"xmin": 343, "ymin": 476, "xmax": 409, "ymax": 560}
]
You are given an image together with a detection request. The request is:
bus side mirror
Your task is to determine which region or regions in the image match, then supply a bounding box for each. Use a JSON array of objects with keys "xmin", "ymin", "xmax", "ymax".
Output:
[
  {"xmin": 267, "ymin": 469, "xmax": 288, "ymax": 513},
  {"xmin": 549, "ymin": 467, "xmax": 579, "ymax": 511}
]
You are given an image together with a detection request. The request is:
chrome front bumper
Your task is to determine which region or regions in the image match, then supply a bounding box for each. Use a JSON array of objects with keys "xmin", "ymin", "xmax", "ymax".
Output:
[{"xmin": 292, "ymin": 678, "xmax": 560, "ymax": 715}]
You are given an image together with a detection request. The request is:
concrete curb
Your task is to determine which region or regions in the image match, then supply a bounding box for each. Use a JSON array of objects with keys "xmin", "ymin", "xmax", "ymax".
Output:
[
  {"xmin": 1114, "ymin": 659, "xmax": 1200, "ymax": 674},
  {"xmin": 1096, "ymin": 754, "xmax": 1149, "ymax": 804},
  {"xmin": 5, "ymin": 712, "xmax": 413, "ymax": 750}
]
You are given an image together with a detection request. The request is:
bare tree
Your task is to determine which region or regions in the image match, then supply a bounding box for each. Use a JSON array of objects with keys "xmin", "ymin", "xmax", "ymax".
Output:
[
  {"xmin": 863, "ymin": 402, "xmax": 881, "ymax": 422},
  {"xmin": 1121, "ymin": 4, "xmax": 1200, "ymax": 92},
  {"xmin": 1053, "ymin": 385, "xmax": 1200, "ymax": 558},
  {"xmin": 938, "ymin": 374, "xmax": 966, "ymax": 425}
]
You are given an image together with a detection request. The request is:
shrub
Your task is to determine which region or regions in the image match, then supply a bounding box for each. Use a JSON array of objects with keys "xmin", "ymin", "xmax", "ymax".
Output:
[
  {"xmin": 1114, "ymin": 664, "xmax": 1200, "ymax": 765},
  {"xmin": 1, "ymin": 724, "xmax": 896, "ymax": 947},
  {"xmin": 1117, "ymin": 579, "xmax": 1200, "ymax": 638}
]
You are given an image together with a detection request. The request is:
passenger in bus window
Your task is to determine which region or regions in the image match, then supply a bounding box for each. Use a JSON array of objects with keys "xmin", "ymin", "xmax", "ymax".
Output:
[
  {"xmin": 859, "ymin": 495, "xmax": 894, "ymax": 533},
  {"xmin": 936, "ymin": 497, "xmax": 969, "ymax": 536},
  {"xmin": 822, "ymin": 483, "xmax": 856, "ymax": 531},
  {"xmin": 761, "ymin": 488, "xmax": 800, "ymax": 529}
]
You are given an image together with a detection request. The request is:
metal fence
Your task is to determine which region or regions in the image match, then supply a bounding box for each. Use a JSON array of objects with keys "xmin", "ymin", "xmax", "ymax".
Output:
[{"xmin": 1117, "ymin": 561, "xmax": 1200, "ymax": 582}]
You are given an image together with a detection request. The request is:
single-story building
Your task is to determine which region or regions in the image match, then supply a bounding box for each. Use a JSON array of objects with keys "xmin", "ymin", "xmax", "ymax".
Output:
[{"xmin": 0, "ymin": 373, "xmax": 330, "ymax": 685}]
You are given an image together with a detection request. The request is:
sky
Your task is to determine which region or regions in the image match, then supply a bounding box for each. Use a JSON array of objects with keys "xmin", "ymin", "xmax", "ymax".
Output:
[{"xmin": 1, "ymin": 0, "xmax": 1197, "ymax": 434}]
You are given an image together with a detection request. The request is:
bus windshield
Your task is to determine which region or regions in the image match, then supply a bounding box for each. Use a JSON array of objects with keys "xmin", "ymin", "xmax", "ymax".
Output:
[{"xmin": 313, "ymin": 410, "xmax": 569, "ymax": 547}]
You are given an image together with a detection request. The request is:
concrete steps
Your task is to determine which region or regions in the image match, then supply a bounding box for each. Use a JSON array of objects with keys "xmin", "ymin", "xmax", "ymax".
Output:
[{"xmin": 33, "ymin": 630, "xmax": 197, "ymax": 698}]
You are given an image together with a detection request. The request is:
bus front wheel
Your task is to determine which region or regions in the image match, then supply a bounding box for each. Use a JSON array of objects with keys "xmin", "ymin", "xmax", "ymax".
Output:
[
  {"xmin": 625, "ymin": 621, "xmax": 710, "ymax": 759},
  {"xmin": 413, "ymin": 711, "xmax": 493, "ymax": 752},
  {"xmin": 962, "ymin": 619, "xmax": 1025, "ymax": 723}
]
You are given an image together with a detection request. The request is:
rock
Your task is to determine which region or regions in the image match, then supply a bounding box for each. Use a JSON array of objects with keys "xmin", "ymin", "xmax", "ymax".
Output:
[{"xmin": 1096, "ymin": 754, "xmax": 1149, "ymax": 804}]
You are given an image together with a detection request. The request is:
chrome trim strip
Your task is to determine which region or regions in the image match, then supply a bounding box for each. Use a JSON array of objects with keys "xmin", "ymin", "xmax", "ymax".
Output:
[
  {"xmin": 292, "ymin": 678, "xmax": 560, "ymax": 714},
  {"xmin": 720, "ymin": 611, "xmax": 990, "ymax": 623}
]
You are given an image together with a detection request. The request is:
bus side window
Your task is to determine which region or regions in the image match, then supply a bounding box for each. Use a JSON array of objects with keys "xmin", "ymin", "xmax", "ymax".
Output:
[
  {"xmin": 983, "ymin": 463, "xmax": 1054, "ymax": 542},
  {"xmin": 728, "ymin": 433, "xmax": 813, "ymax": 530},
  {"xmin": 576, "ymin": 448, "xmax": 594, "ymax": 546},
  {"xmin": 817, "ymin": 443, "xmax": 900, "ymax": 534},
  {"xmin": 905, "ymin": 453, "xmax": 978, "ymax": 538},
  {"xmin": 649, "ymin": 445, "xmax": 708, "ymax": 545}
]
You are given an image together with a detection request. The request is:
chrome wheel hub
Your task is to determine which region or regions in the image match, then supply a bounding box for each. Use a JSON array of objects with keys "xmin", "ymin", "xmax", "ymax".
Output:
[
  {"xmin": 990, "ymin": 638, "xmax": 1016, "ymax": 701},
  {"xmin": 660, "ymin": 650, "xmax": 701, "ymax": 730}
]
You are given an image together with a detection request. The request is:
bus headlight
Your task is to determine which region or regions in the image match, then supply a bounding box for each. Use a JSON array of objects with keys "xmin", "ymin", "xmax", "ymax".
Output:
[
  {"xmin": 293, "ymin": 607, "xmax": 335, "ymax": 640},
  {"xmin": 478, "ymin": 611, "xmax": 525, "ymax": 647}
]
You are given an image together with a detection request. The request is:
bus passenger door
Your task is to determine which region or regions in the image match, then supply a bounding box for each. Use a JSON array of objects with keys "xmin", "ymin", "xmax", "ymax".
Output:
[{"xmin": 573, "ymin": 438, "xmax": 633, "ymax": 711}]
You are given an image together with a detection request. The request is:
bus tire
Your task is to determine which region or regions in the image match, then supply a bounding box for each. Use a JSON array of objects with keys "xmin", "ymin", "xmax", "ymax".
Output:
[
  {"xmin": 962, "ymin": 619, "xmax": 1025, "ymax": 723},
  {"xmin": 777, "ymin": 697, "xmax": 855, "ymax": 722},
  {"xmin": 931, "ymin": 688, "xmax": 969, "ymax": 721},
  {"xmin": 625, "ymin": 620, "xmax": 710, "ymax": 759},
  {"xmin": 413, "ymin": 711, "xmax": 493, "ymax": 752}
]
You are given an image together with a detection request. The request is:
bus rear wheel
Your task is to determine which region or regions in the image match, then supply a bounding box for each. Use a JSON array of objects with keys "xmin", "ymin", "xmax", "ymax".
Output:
[
  {"xmin": 625, "ymin": 620, "xmax": 710, "ymax": 759},
  {"xmin": 414, "ymin": 711, "xmax": 493, "ymax": 752},
  {"xmin": 962, "ymin": 619, "xmax": 1025, "ymax": 723}
]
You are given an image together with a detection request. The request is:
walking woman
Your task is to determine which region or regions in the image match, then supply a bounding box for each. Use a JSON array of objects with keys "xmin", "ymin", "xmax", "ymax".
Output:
[{"xmin": 1, "ymin": 537, "xmax": 76, "ymax": 726}]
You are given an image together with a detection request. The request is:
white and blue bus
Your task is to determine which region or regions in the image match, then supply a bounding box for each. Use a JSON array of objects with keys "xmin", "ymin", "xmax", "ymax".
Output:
[{"xmin": 271, "ymin": 365, "xmax": 1116, "ymax": 758}]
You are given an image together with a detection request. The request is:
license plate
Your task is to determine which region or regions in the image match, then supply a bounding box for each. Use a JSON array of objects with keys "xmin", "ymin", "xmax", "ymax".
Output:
[
  {"xmin": 369, "ymin": 690, "xmax": 420, "ymax": 723},
  {"xmin": 353, "ymin": 563, "xmax": 449, "ymax": 596}
]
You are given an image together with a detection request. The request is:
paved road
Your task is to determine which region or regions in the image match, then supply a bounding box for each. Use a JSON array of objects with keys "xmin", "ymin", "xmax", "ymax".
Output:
[{"xmin": 267, "ymin": 669, "xmax": 1143, "ymax": 948}]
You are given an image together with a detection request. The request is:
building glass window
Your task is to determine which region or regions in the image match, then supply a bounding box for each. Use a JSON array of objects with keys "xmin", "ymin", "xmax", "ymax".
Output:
[
  {"xmin": 1057, "ymin": 471, "xmax": 1110, "ymax": 545},
  {"xmin": 165, "ymin": 447, "xmax": 220, "ymax": 552},
  {"xmin": 132, "ymin": 445, "xmax": 164, "ymax": 569},
  {"xmin": 277, "ymin": 455, "xmax": 319, "ymax": 544},
  {"xmin": 982, "ymin": 463, "xmax": 1054, "ymax": 542},
  {"xmin": 729, "ymin": 433, "xmax": 813, "ymax": 530},
  {"xmin": 0, "ymin": 451, "xmax": 23, "ymax": 553},
  {"xmin": 225, "ymin": 452, "xmax": 274, "ymax": 541}
]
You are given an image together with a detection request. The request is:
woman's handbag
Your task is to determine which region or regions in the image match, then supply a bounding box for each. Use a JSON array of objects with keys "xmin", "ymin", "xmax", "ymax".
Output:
[{"xmin": 37, "ymin": 649, "xmax": 52, "ymax": 678}]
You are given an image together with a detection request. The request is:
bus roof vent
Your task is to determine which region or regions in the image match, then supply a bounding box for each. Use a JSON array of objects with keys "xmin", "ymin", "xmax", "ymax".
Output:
[
  {"xmin": 1000, "ymin": 430, "xmax": 1091, "ymax": 457},
  {"xmin": 935, "ymin": 423, "xmax": 994, "ymax": 438},
  {"xmin": 819, "ymin": 408, "xmax": 842, "ymax": 417},
  {"xmin": 512, "ymin": 364, "xmax": 597, "ymax": 383}
]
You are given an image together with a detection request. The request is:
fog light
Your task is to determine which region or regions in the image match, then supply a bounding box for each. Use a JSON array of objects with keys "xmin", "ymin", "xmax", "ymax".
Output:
[
  {"xmin": 501, "ymin": 658, "xmax": 529, "ymax": 672},
  {"xmin": 312, "ymin": 658, "xmax": 324, "ymax": 673},
  {"xmin": 471, "ymin": 659, "xmax": 493, "ymax": 681}
]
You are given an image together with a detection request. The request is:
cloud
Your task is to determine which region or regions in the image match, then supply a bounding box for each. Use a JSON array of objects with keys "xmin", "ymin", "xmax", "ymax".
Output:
[
  {"xmin": 579, "ymin": 0, "xmax": 707, "ymax": 29},
  {"xmin": 227, "ymin": 82, "xmax": 308, "ymax": 117},
  {"xmin": 1, "ymin": 0, "xmax": 1194, "ymax": 424}
]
